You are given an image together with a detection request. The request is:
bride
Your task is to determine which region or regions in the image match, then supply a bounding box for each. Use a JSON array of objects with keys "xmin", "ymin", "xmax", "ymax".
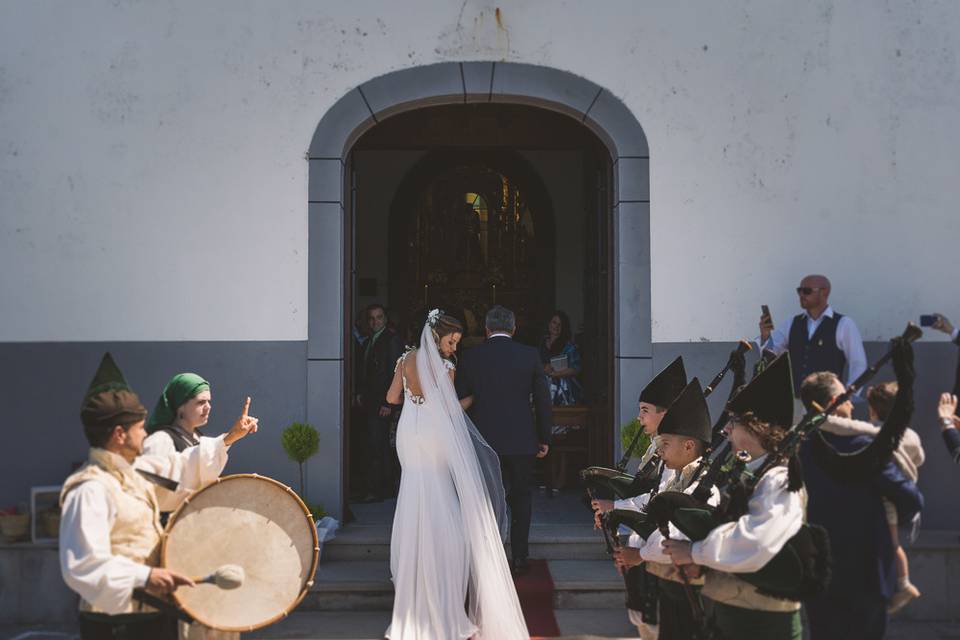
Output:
[{"xmin": 384, "ymin": 310, "xmax": 529, "ymax": 640}]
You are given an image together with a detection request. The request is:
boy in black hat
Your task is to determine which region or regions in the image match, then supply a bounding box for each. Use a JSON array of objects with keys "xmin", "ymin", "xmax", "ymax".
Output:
[
  {"xmin": 614, "ymin": 379, "xmax": 719, "ymax": 640},
  {"xmin": 590, "ymin": 357, "xmax": 687, "ymax": 639},
  {"xmin": 662, "ymin": 354, "xmax": 805, "ymax": 640}
]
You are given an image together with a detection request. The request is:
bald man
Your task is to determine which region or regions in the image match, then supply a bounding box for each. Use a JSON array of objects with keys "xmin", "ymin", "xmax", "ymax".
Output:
[{"xmin": 759, "ymin": 274, "xmax": 867, "ymax": 396}]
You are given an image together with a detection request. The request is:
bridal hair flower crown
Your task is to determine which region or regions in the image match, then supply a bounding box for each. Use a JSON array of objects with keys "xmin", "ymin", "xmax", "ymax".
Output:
[{"xmin": 427, "ymin": 308, "xmax": 444, "ymax": 327}]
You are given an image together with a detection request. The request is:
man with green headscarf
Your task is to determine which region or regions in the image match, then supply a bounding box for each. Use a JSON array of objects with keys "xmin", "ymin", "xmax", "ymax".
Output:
[{"xmin": 59, "ymin": 353, "xmax": 259, "ymax": 640}]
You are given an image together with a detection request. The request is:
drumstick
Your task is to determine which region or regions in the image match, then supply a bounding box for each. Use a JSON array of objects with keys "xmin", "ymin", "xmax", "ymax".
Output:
[{"xmin": 191, "ymin": 564, "xmax": 245, "ymax": 589}]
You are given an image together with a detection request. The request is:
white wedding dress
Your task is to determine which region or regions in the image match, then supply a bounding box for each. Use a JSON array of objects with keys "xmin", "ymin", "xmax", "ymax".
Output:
[{"xmin": 386, "ymin": 323, "xmax": 529, "ymax": 640}]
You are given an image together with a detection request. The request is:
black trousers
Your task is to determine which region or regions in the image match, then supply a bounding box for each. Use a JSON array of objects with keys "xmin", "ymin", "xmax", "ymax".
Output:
[
  {"xmin": 657, "ymin": 578, "xmax": 703, "ymax": 640},
  {"xmin": 363, "ymin": 405, "xmax": 394, "ymax": 497},
  {"xmin": 806, "ymin": 592, "xmax": 887, "ymax": 640},
  {"xmin": 500, "ymin": 454, "xmax": 534, "ymax": 560},
  {"xmin": 79, "ymin": 612, "xmax": 178, "ymax": 640}
]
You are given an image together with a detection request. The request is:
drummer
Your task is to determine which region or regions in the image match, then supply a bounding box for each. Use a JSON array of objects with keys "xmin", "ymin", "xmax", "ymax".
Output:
[
  {"xmin": 144, "ymin": 372, "xmax": 220, "ymax": 518},
  {"xmin": 59, "ymin": 353, "xmax": 259, "ymax": 640}
]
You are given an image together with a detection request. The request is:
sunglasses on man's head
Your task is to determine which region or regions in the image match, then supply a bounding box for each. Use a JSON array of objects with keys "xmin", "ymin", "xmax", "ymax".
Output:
[{"xmin": 796, "ymin": 287, "xmax": 822, "ymax": 295}]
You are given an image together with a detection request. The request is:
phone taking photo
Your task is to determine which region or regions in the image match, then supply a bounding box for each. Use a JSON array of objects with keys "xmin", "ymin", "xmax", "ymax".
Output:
[
  {"xmin": 920, "ymin": 314, "xmax": 937, "ymax": 327},
  {"xmin": 761, "ymin": 305, "xmax": 772, "ymax": 324}
]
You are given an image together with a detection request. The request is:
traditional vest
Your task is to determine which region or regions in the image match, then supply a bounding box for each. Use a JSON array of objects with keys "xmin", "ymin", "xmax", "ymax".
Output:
[
  {"xmin": 701, "ymin": 570, "xmax": 801, "ymax": 613},
  {"xmin": 701, "ymin": 462, "xmax": 803, "ymax": 613},
  {"xmin": 788, "ymin": 312, "xmax": 846, "ymax": 394},
  {"xmin": 645, "ymin": 457, "xmax": 706, "ymax": 586},
  {"xmin": 158, "ymin": 425, "xmax": 201, "ymax": 453},
  {"xmin": 61, "ymin": 448, "xmax": 164, "ymax": 614}
]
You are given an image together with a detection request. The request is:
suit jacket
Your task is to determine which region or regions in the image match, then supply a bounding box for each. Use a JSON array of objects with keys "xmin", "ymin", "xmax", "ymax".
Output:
[
  {"xmin": 800, "ymin": 432, "xmax": 923, "ymax": 601},
  {"xmin": 360, "ymin": 328, "xmax": 403, "ymax": 409},
  {"xmin": 457, "ymin": 335, "xmax": 553, "ymax": 456}
]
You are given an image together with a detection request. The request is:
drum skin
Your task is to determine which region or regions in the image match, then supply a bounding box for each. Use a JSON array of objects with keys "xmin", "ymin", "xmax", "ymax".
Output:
[{"xmin": 162, "ymin": 474, "xmax": 319, "ymax": 631}]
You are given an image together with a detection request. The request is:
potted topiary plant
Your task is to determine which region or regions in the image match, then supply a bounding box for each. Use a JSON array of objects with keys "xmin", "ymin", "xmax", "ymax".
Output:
[{"xmin": 281, "ymin": 422, "xmax": 319, "ymax": 502}]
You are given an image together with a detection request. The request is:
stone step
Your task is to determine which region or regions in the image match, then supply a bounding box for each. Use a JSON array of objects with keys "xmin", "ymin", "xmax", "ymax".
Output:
[
  {"xmin": 322, "ymin": 523, "xmax": 609, "ymax": 562},
  {"xmin": 300, "ymin": 559, "xmax": 626, "ymax": 612},
  {"xmin": 248, "ymin": 609, "xmax": 638, "ymax": 639}
]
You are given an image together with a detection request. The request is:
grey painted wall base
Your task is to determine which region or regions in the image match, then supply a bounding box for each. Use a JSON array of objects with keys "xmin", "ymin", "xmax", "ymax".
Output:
[
  {"xmin": 0, "ymin": 341, "xmax": 345, "ymax": 522},
  {"xmin": 2, "ymin": 339, "xmax": 958, "ymax": 527}
]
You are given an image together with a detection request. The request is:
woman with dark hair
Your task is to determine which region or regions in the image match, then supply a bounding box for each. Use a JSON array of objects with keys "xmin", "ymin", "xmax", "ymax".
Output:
[
  {"xmin": 383, "ymin": 309, "xmax": 527, "ymax": 640},
  {"xmin": 539, "ymin": 310, "xmax": 583, "ymax": 405}
]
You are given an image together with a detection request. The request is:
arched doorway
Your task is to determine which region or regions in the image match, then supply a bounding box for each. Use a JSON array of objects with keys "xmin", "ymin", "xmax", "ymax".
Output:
[
  {"xmin": 306, "ymin": 63, "xmax": 651, "ymax": 519},
  {"xmin": 386, "ymin": 148, "xmax": 556, "ymax": 348}
]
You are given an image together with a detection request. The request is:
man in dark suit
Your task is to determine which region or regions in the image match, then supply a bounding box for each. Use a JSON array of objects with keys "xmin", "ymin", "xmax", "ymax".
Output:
[
  {"xmin": 358, "ymin": 303, "xmax": 403, "ymax": 502},
  {"xmin": 799, "ymin": 367, "xmax": 923, "ymax": 640},
  {"xmin": 457, "ymin": 305, "xmax": 553, "ymax": 573}
]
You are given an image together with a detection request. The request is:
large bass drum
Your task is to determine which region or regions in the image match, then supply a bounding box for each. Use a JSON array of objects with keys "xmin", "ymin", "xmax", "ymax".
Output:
[{"xmin": 162, "ymin": 474, "xmax": 319, "ymax": 632}]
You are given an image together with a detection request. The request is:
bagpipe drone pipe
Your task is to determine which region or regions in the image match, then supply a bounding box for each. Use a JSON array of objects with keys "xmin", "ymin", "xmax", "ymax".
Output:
[{"xmin": 644, "ymin": 323, "xmax": 922, "ymax": 601}]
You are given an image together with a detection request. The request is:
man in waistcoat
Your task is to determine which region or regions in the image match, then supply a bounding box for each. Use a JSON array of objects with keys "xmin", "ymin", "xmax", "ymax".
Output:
[
  {"xmin": 59, "ymin": 353, "xmax": 259, "ymax": 640},
  {"xmin": 758, "ymin": 274, "xmax": 867, "ymax": 396}
]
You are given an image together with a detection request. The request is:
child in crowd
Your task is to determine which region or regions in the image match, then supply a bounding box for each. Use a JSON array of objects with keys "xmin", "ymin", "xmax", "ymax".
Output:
[{"xmin": 867, "ymin": 382, "xmax": 925, "ymax": 613}]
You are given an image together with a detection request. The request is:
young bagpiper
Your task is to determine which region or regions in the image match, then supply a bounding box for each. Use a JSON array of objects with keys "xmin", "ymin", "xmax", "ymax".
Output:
[
  {"xmin": 59, "ymin": 353, "xmax": 259, "ymax": 640},
  {"xmin": 591, "ymin": 357, "xmax": 687, "ymax": 639},
  {"xmin": 662, "ymin": 354, "xmax": 806, "ymax": 639},
  {"xmin": 615, "ymin": 378, "xmax": 720, "ymax": 640}
]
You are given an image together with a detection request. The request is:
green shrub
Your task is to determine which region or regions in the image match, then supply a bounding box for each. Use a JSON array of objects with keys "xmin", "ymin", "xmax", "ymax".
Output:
[
  {"xmin": 281, "ymin": 422, "xmax": 319, "ymax": 500},
  {"xmin": 619, "ymin": 418, "xmax": 651, "ymax": 459}
]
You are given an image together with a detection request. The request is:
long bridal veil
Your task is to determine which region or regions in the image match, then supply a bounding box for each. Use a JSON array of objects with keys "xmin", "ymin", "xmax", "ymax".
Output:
[{"xmin": 417, "ymin": 323, "xmax": 529, "ymax": 639}]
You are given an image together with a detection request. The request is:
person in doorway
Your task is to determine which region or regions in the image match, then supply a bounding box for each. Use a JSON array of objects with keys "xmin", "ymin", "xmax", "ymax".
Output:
[
  {"xmin": 358, "ymin": 303, "xmax": 403, "ymax": 502},
  {"xmin": 457, "ymin": 305, "xmax": 553, "ymax": 574},
  {"xmin": 539, "ymin": 310, "xmax": 583, "ymax": 405},
  {"xmin": 758, "ymin": 274, "xmax": 867, "ymax": 396}
]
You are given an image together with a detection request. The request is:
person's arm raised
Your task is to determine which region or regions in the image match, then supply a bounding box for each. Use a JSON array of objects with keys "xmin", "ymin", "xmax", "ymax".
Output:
[{"xmin": 224, "ymin": 397, "xmax": 259, "ymax": 446}]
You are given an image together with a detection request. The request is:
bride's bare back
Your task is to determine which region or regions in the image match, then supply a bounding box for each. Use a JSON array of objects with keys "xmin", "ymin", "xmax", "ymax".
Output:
[{"xmin": 386, "ymin": 349, "xmax": 465, "ymax": 407}]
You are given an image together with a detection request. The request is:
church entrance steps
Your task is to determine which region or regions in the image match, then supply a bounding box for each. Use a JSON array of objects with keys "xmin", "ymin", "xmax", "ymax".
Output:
[
  {"xmin": 247, "ymin": 609, "xmax": 638, "ymax": 639},
  {"xmin": 301, "ymin": 558, "xmax": 626, "ymax": 612}
]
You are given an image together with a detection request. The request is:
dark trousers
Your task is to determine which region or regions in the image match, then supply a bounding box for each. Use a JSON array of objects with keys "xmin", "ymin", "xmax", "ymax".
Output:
[
  {"xmin": 364, "ymin": 405, "xmax": 394, "ymax": 497},
  {"xmin": 79, "ymin": 612, "xmax": 178, "ymax": 640},
  {"xmin": 657, "ymin": 578, "xmax": 703, "ymax": 640},
  {"xmin": 806, "ymin": 592, "xmax": 887, "ymax": 640},
  {"xmin": 500, "ymin": 454, "xmax": 534, "ymax": 560}
]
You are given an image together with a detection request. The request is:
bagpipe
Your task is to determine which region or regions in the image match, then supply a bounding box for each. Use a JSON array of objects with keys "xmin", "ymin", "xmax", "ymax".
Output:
[
  {"xmin": 580, "ymin": 341, "xmax": 752, "ymax": 500},
  {"xmin": 645, "ymin": 323, "xmax": 922, "ymax": 602}
]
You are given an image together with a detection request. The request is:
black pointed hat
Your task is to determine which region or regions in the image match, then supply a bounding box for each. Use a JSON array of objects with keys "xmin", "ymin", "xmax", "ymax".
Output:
[
  {"xmin": 639, "ymin": 357, "xmax": 687, "ymax": 409},
  {"xmin": 727, "ymin": 352, "xmax": 795, "ymax": 429},
  {"xmin": 657, "ymin": 378, "xmax": 712, "ymax": 443},
  {"xmin": 80, "ymin": 353, "xmax": 147, "ymax": 430}
]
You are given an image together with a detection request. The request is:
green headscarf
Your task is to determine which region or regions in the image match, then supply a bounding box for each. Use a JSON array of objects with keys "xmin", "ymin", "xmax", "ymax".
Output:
[{"xmin": 147, "ymin": 373, "xmax": 211, "ymax": 432}]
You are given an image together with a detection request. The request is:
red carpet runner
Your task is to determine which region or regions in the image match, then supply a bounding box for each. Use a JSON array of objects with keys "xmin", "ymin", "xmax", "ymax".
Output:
[{"xmin": 513, "ymin": 559, "xmax": 562, "ymax": 639}]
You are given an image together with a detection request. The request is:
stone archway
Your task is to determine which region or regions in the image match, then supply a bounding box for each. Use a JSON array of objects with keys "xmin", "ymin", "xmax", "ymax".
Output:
[{"xmin": 306, "ymin": 62, "xmax": 651, "ymax": 518}]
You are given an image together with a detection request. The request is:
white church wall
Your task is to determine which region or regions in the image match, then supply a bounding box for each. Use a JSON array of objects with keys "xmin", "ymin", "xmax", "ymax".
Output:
[{"xmin": 2, "ymin": 0, "xmax": 959, "ymax": 344}]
